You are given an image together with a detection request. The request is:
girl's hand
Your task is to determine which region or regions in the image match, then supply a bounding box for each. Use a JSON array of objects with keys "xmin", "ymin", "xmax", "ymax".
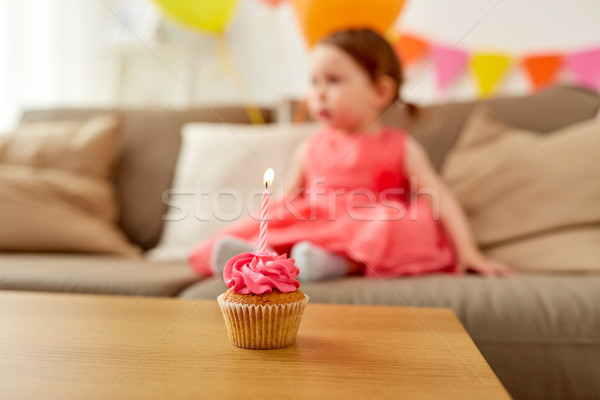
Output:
[
  {"xmin": 456, "ymin": 250, "xmax": 515, "ymax": 277},
  {"xmin": 404, "ymin": 138, "xmax": 515, "ymax": 278}
]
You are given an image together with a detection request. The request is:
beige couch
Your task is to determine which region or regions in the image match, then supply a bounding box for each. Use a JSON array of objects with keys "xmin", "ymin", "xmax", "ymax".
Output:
[{"xmin": 1, "ymin": 86, "xmax": 599, "ymax": 400}]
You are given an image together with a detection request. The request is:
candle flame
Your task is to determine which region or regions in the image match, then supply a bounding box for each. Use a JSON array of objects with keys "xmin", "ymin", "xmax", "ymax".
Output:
[{"xmin": 263, "ymin": 168, "xmax": 275, "ymax": 187}]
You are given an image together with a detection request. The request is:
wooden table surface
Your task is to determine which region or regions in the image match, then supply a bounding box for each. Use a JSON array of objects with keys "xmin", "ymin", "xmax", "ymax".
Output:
[{"xmin": 0, "ymin": 291, "xmax": 511, "ymax": 399}]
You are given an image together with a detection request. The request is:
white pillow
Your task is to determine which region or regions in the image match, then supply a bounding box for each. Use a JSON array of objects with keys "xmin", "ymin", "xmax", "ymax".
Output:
[{"xmin": 147, "ymin": 122, "xmax": 317, "ymax": 261}]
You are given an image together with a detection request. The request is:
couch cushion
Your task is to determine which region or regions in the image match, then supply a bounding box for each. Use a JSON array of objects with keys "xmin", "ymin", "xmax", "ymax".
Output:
[
  {"xmin": 0, "ymin": 115, "xmax": 139, "ymax": 255},
  {"xmin": 179, "ymin": 274, "xmax": 600, "ymax": 400},
  {"xmin": 385, "ymin": 85, "xmax": 600, "ymax": 169},
  {"xmin": 147, "ymin": 122, "xmax": 317, "ymax": 261},
  {"xmin": 0, "ymin": 166, "xmax": 139, "ymax": 255},
  {"xmin": 1, "ymin": 115, "xmax": 121, "ymax": 179},
  {"xmin": 441, "ymin": 107, "xmax": 600, "ymax": 272},
  {"xmin": 0, "ymin": 254, "xmax": 198, "ymax": 297},
  {"xmin": 20, "ymin": 107, "xmax": 273, "ymax": 250}
]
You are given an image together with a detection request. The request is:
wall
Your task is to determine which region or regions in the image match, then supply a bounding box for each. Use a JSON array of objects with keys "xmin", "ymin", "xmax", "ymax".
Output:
[
  {"xmin": 399, "ymin": 0, "xmax": 600, "ymax": 103},
  {"xmin": 116, "ymin": 0, "xmax": 600, "ymax": 107},
  {"xmin": 0, "ymin": 0, "xmax": 111, "ymax": 131},
  {"xmin": 111, "ymin": 0, "xmax": 309, "ymax": 107},
  {"xmin": 1, "ymin": 0, "xmax": 599, "ymax": 131}
]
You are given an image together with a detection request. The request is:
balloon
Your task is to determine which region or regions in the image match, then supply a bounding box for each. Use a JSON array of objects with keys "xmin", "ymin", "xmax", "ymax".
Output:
[
  {"xmin": 152, "ymin": 0, "xmax": 239, "ymax": 34},
  {"xmin": 291, "ymin": 0, "xmax": 406, "ymax": 47}
]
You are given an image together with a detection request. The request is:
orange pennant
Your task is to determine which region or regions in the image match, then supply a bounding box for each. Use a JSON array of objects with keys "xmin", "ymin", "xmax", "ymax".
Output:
[
  {"xmin": 522, "ymin": 54, "xmax": 563, "ymax": 90},
  {"xmin": 394, "ymin": 33, "xmax": 430, "ymax": 65}
]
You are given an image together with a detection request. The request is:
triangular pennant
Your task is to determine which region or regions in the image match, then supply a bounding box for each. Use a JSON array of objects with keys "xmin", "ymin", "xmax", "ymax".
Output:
[
  {"xmin": 567, "ymin": 48, "xmax": 600, "ymax": 90},
  {"xmin": 522, "ymin": 54, "xmax": 563, "ymax": 90},
  {"xmin": 393, "ymin": 33, "xmax": 429, "ymax": 65},
  {"xmin": 432, "ymin": 45, "xmax": 468, "ymax": 92},
  {"xmin": 259, "ymin": 0, "xmax": 286, "ymax": 6},
  {"xmin": 471, "ymin": 53, "xmax": 512, "ymax": 97}
]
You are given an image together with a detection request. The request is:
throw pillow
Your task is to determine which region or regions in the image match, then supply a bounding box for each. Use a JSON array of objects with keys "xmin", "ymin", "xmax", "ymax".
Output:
[
  {"xmin": 147, "ymin": 122, "xmax": 317, "ymax": 261},
  {"xmin": 0, "ymin": 115, "xmax": 140, "ymax": 255},
  {"xmin": 1, "ymin": 116, "xmax": 121, "ymax": 179},
  {"xmin": 441, "ymin": 107, "xmax": 600, "ymax": 272}
]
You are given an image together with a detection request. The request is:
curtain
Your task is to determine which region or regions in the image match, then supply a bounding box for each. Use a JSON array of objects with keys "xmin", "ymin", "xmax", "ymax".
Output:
[{"xmin": 0, "ymin": 0, "xmax": 110, "ymax": 131}]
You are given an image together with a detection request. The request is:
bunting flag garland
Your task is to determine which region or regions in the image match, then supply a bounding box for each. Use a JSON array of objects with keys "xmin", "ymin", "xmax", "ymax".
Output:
[
  {"xmin": 432, "ymin": 45, "xmax": 468, "ymax": 92},
  {"xmin": 471, "ymin": 53, "xmax": 512, "ymax": 97},
  {"xmin": 567, "ymin": 48, "xmax": 600, "ymax": 90},
  {"xmin": 390, "ymin": 31, "xmax": 600, "ymax": 96},
  {"xmin": 522, "ymin": 54, "xmax": 563, "ymax": 90},
  {"xmin": 394, "ymin": 33, "xmax": 429, "ymax": 65}
]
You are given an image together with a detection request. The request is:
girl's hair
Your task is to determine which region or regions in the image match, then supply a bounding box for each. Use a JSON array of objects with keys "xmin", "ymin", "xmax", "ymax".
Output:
[{"xmin": 320, "ymin": 28, "xmax": 418, "ymax": 118}]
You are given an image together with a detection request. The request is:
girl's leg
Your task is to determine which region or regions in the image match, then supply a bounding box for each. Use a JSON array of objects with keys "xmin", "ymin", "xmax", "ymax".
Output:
[
  {"xmin": 291, "ymin": 241, "xmax": 353, "ymax": 282},
  {"xmin": 211, "ymin": 236, "xmax": 278, "ymax": 276},
  {"xmin": 188, "ymin": 217, "xmax": 260, "ymax": 276},
  {"xmin": 211, "ymin": 237, "xmax": 255, "ymax": 277}
]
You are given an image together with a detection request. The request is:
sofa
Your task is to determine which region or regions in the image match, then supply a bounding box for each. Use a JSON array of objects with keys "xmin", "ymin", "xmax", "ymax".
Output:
[{"xmin": 1, "ymin": 85, "xmax": 599, "ymax": 400}]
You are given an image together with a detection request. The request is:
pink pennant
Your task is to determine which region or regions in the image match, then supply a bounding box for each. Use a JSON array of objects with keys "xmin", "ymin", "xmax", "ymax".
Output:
[
  {"xmin": 567, "ymin": 48, "xmax": 600, "ymax": 90},
  {"xmin": 432, "ymin": 45, "xmax": 468, "ymax": 92}
]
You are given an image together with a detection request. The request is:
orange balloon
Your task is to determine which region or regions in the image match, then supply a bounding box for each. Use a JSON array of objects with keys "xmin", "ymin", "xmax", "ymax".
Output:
[{"xmin": 292, "ymin": 0, "xmax": 406, "ymax": 47}]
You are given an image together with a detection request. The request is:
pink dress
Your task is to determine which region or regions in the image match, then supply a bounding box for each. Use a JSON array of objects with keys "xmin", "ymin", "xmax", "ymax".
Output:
[{"xmin": 188, "ymin": 126, "xmax": 455, "ymax": 277}]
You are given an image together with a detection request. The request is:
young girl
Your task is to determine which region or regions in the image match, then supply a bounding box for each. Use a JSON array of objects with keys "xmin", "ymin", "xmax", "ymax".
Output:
[{"xmin": 188, "ymin": 29, "xmax": 514, "ymax": 280}]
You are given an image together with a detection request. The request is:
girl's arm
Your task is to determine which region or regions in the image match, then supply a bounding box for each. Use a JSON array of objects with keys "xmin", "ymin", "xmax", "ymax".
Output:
[
  {"xmin": 405, "ymin": 136, "xmax": 514, "ymax": 276},
  {"xmin": 283, "ymin": 138, "xmax": 309, "ymax": 197}
]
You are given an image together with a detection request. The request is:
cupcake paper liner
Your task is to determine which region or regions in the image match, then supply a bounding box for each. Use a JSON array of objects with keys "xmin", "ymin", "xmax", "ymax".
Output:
[{"xmin": 217, "ymin": 294, "xmax": 310, "ymax": 350}]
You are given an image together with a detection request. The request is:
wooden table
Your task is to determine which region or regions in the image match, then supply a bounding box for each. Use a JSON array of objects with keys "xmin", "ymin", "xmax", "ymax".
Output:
[{"xmin": 0, "ymin": 291, "xmax": 511, "ymax": 399}]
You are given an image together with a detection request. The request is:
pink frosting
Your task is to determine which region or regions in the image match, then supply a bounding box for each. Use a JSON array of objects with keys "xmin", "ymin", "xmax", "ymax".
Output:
[{"xmin": 223, "ymin": 251, "xmax": 300, "ymax": 295}]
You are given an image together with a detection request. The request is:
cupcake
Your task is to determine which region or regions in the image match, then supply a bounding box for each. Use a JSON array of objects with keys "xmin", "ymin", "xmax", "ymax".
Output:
[{"xmin": 217, "ymin": 251, "xmax": 309, "ymax": 350}]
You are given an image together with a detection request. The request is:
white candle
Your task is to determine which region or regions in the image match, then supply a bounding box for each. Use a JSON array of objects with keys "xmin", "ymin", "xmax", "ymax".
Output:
[{"xmin": 259, "ymin": 168, "xmax": 275, "ymax": 252}]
